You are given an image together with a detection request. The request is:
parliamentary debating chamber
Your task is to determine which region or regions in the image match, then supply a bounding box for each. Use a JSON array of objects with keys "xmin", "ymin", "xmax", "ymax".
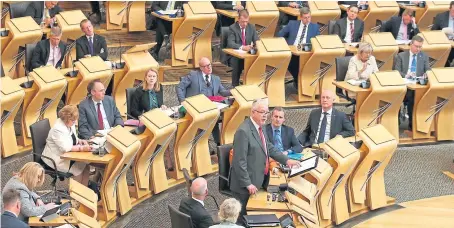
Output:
[{"xmin": 1, "ymin": 1, "xmax": 454, "ymax": 228}]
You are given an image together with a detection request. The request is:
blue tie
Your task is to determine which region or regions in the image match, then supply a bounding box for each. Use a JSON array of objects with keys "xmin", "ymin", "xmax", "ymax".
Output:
[
  {"xmin": 88, "ymin": 37, "xmax": 94, "ymax": 55},
  {"xmin": 274, "ymin": 129, "xmax": 284, "ymax": 152},
  {"xmin": 410, "ymin": 54, "xmax": 417, "ymax": 73}
]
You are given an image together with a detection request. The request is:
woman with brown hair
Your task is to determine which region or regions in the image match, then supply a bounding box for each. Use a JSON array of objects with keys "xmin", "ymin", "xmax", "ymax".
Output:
[
  {"xmin": 130, "ymin": 68, "xmax": 168, "ymax": 119},
  {"xmin": 2, "ymin": 162, "xmax": 56, "ymax": 222}
]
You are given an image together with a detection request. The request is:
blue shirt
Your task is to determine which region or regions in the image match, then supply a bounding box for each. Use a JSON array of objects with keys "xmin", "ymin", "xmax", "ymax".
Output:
[{"xmin": 271, "ymin": 125, "xmax": 294, "ymax": 154}]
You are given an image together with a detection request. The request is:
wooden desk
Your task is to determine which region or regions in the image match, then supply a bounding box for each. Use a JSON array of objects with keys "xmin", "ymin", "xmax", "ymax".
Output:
[
  {"xmin": 247, "ymin": 191, "xmax": 292, "ymax": 212},
  {"xmin": 215, "ymin": 9, "xmax": 238, "ymax": 19},
  {"xmin": 222, "ymin": 48, "xmax": 258, "ymax": 84},
  {"xmin": 398, "ymin": 4, "xmax": 426, "ymax": 23},
  {"xmin": 399, "ymin": 44, "xmax": 410, "ymax": 51},
  {"xmin": 345, "ymin": 43, "xmax": 358, "ymax": 54},
  {"xmin": 61, "ymin": 151, "xmax": 115, "ymax": 164},
  {"xmin": 29, "ymin": 215, "xmax": 77, "ymax": 227},
  {"xmin": 278, "ymin": 7, "xmax": 299, "ymax": 18},
  {"xmin": 247, "ymin": 211, "xmax": 305, "ymax": 227}
]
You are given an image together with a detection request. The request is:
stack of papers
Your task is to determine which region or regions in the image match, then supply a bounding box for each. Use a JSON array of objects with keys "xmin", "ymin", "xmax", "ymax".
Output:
[
  {"xmin": 396, "ymin": 40, "xmax": 411, "ymax": 45},
  {"xmin": 347, "ymin": 79, "xmax": 364, "ymax": 86},
  {"xmin": 404, "ymin": 78, "xmax": 417, "ymax": 85},
  {"xmin": 157, "ymin": 10, "xmax": 178, "ymax": 15},
  {"xmin": 213, "ymin": 102, "xmax": 229, "ymax": 110}
]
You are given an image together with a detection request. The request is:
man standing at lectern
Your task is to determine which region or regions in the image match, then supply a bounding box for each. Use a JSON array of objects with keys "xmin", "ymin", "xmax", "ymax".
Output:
[
  {"xmin": 24, "ymin": 1, "xmax": 62, "ymax": 26},
  {"xmin": 230, "ymin": 99, "xmax": 300, "ymax": 222},
  {"xmin": 393, "ymin": 35, "xmax": 430, "ymax": 130},
  {"xmin": 75, "ymin": 19, "xmax": 108, "ymax": 61},
  {"xmin": 298, "ymin": 90, "xmax": 355, "ymax": 147},
  {"xmin": 277, "ymin": 7, "xmax": 319, "ymax": 89}
]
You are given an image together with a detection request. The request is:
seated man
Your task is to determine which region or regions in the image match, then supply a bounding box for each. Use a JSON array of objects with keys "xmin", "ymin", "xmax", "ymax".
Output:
[
  {"xmin": 179, "ymin": 177, "xmax": 214, "ymax": 228},
  {"xmin": 393, "ymin": 35, "xmax": 430, "ymax": 130},
  {"xmin": 345, "ymin": 43, "xmax": 379, "ymax": 81},
  {"xmin": 298, "ymin": 89, "xmax": 355, "ymax": 147},
  {"xmin": 76, "ymin": 19, "xmax": 108, "ymax": 61},
  {"xmin": 431, "ymin": 1, "xmax": 454, "ymax": 66},
  {"xmin": 24, "ymin": 1, "xmax": 61, "ymax": 26},
  {"xmin": 265, "ymin": 107, "xmax": 302, "ymax": 155},
  {"xmin": 226, "ymin": 9, "xmax": 259, "ymax": 87},
  {"xmin": 1, "ymin": 189, "xmax": 29, "ymax": 228},
  {"xmin": 78, "ymin": 79, "xmax": 124, "ymax": 139},
  {"xmin": 30, "ymin": 26, "xmax": 66, "ymax": 70},
  {"xmin": 380, "ymin": 9, "xmax": 419, "ymax": 41},
  {"xmin": 278, "ymin": 7, "xmax": 319, "ymax": 89},
  {"xmin": 333, "ymin": 5, "xmax": 364, "ymax": 43},
  {"xmin": 176, "ymin": 57, "xmax": 232, "ymax": 147}
]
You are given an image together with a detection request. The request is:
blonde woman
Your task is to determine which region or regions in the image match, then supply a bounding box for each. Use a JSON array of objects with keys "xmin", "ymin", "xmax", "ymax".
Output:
[
  {"xmin": 210, "ymin": 198, "xmax": 244, "ymax": 228},
  {"xmin": 2, "ymin": 162, "xmax": 56, "ymax": 222},
  {"xmin": 130, "ymin": 69, "xmax": 167, "ymax": 119},
  {"xmin": 345, "ymin": 42, "xmax": 379, "ymax": 81},
  {"xmin": 42, "ymin": 105, "xmax": 91, "ymax": 185}
]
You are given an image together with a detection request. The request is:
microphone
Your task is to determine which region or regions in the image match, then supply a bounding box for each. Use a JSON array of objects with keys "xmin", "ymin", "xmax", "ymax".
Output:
[
  {"xmin": 20, "ymin": 62, "xmax": 34, "ymax": 88},
  {"xmin": 115, "ymin": 39, "xmax": 125, "ymax": 69},
  {"xmin": 311, "ymin": 128, "xmax": 325, "ymax": 159},
  {"xmin": 64, "ymin": 40, "xmax": 78, "ymax": 77},
  {"xmin": 124, "ymin": 113, "xmax": 145, "ymax": 135}
]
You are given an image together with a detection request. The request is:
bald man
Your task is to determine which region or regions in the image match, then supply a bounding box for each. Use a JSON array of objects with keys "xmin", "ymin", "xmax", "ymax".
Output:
[
  {"xmin": 298, "ymin": 90, "xmax": 355, "ymax": 147},
  {"xmin": 179, "ymin": 178, "xmax": 214, "ymax": 228}
]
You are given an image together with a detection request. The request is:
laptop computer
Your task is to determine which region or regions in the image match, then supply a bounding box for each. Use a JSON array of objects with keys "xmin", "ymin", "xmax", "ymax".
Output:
[
  {"xmin": 243, "ymin": 214, "xmax": 280, "ymax": 227},
  {"xmin": 39, "ymin": 205, "xmax": 60, "ymax": 222}
]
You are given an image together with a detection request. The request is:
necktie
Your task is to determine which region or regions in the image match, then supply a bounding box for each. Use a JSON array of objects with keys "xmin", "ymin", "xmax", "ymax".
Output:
[
  {"xmin": 411, "ymin": 54, "xmax": 417, "ymax": 73},
  {"xmin": 274, "ymin": 129, "xmax": 283, "ymax": 152},
  {"xmin": 317, "ymin": 112, "xmax": 328, "ymax": 143},
  {"xmin": 148, "ymin": 91, "xmax": 158, "ymax": 109},
  {"xmin": 241, "ymin": 28, "xmax": 246, "ymax": 46},
  {"xmin": 258, "ymin": 127, "xmax": 269, "ymax": 175},
  {"xmin": 205, "ymin": 75, "xmax": 211, "ymax": 87},
  {"xmin": 88, "ymin": 37, "xmax": 94, "ymax": 55},
  {"xmin": 350, "ymin": 22, "xmax": 354, "ymax": 42},
  {"xmin": 298, "ymin": 24, "xmax": 307, "ymax": 45},
  {"xmin": 97, "ymin": 103, "xmax": 104, "ymax": 130},
  {"xmin": 44, "ymin": 7, "xmax": 50, "ymax": 19}
]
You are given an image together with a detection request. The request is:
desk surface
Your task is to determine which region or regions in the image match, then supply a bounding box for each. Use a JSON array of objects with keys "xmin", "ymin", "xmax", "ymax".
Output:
[
  {"xmin": 222, "ymin": 48, "xmax": 257, "ymax": 59},
  {"xmin": 151, "ymin": 12, "xmax": 184, "ymax": 22},
  {"xmin": 278, "ymin": 7, "xmax": 299, "ymax": 17},
  {"xmin": 215, "ymin": 9, "xmax": 238, "ymax": 18},
  {"xmin": 407, "ymin": 83, "xmax": 428, "ymax": 90},
  {"xmin": 289, "ymin": 45, "xmax": 313, "ymax": 56},
  {"xmin": 333, "ymin": 81, "xmax": 371, "ymax": 93},
  {"xmin": 61, "ymin": 151, "xmax": 115, "ymax": 164},
  {"xmin": 247, "ymin": 191, "xmax": 292, "ymax": 212},
  {"xmin": 29, "ymin": 215, "xmax": 77, "ymax": 227}
]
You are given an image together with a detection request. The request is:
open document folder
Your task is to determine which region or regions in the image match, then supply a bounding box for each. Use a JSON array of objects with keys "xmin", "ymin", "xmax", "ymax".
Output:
[{"xmin": 288, "ymin": 156, "xmax": 319, "ymax": 178}]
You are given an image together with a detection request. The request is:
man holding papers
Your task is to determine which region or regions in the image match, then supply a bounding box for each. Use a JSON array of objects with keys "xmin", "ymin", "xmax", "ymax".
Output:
[
  {"xmin": 230, "ymin": 99, "xmax": 300, "ymax": 222},
  {"xmin": 345, "ymin": 43, "xmax": 379, "ymax": 81}
]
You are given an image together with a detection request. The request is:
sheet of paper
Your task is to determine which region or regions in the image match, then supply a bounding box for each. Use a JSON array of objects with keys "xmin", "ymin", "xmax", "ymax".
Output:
[
  {"xmin": 56, "ymin": 225, "xmax": 74, "ymax": 228},
  {"xmin": 158, "ymin": 10, "xmax": 178, "ymax": 15},
  {"xmin": 288, "ymin": 156, "xmax": 318, "ymax": 177},
  {"xmin": 347, "ymin": 79, "xmax": 363, "ymax": 86},
  {"xmin": 396, "ymin": 40, "xmax": 411, "ymax": 45},
  {"xmin": 404, "ymin": 78, "xmax": 417, "ymax": 85},
  {"xmin": 213, "ymin": 102, "xmax": 229, "ymax": 110},
  {"xmin": 234, "ymin": 49, "xmax": 247, "ymax": 54},
  {"xmin": 349, "ymin": 42, "xmax": 359, "ymax": 47}
]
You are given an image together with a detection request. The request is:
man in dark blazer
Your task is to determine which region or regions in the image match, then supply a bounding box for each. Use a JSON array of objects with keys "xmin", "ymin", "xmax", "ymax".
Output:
[
  {"xmin": 78, "ymin": 79, "xmax": 124, "ymax": 139},
  {"xmin": 298, "ymin": 90, "xmax": 355, "ymax": 147},
  {"xmin": 278, "ymin": 7, "xmax": 320, "ymax": 88},
  {"xmin": 31, "ymin": 26, "xmax": 66, "ymax": 70},
  {"xmin": 333, "ymin": 5, "xmax": 364, "ymax": 43},
  {"xmin": 393, "ymin": 35, "xmax": 430, "ymax": 130},
  {"xmin": 76, "ymin": 19, "xmax": 108, "ymax": 61},
  {"xmin": 265, "ymin": 107, "xmax": 302, "ymax": 154},
  {"xmin": 230, "ymin": 99, "xmax": 300, "ymax": 221},
  {"xmin": 431, "ymin": 2, "xmax": 454, "ymax": 66},
  {"xmin": 381, "ymin": 9, "xmax": 419, "ymax": 41},
  {"xmin": 226, "ymin": 9, "xmax": 259, "ymax": 86},
  {"xmin": 179, "ymin": 177, "xmax": 214, "ymax": 228},
  {"xmin": 24, "ymin": 1, "xmax": 61, "ymax": 26},
  {"xmin": 213, "ymin": 1, "xmax": 246, "ymax": 36},
  {"xmin": 1, "ymin": 189, "xmax": 29, "ymax": 228}
]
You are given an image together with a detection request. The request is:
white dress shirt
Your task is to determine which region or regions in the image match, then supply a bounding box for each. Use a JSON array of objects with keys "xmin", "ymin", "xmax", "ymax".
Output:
[
  {"xmin": 46, "ymin": 43, "xmax": 61, "ymax": 67},
  {"xmin": 314, "ymin": 108, "xmax": 333, "ymax": 143},
  {"xmin": 203, "ymin": 73, "xmax": 211, "ymax": 83},
  {"xmin": 293, "ymin": 21, "xmax": 310, "ymax": 45},
  {"xmin": 249, "ymin": 117, "xmax": 267, "ymax": 153},
  {"xmin": 93, "ymin": 99, "xmax": 111, "ymax": 130},
  {"xmin": 192, "ymin": 197, "xmax": 205, "ymax": 207},
  {"xmin": 345, "ymin": 19, "xmax": 354, "ymax": 43}
]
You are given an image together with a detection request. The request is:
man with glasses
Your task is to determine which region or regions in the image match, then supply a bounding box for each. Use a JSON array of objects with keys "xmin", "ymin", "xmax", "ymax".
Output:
[
  {"xmin": 298, "ymin": 90, "xmax": 355, "ymax": 147},
  {"xmin": 393, "ymin": 35, "xmax": 430, "ymax": 130},
  {"xmin": 176, "ymin": 57, "xmax": 232, "ymax": 147},
  {"xmin": 333, "ymin": 5, "xmax": 364, "ymax": 43},
  {"xmin": 230, "ymin": 99, "xmax": 300, "ymax": 223}
]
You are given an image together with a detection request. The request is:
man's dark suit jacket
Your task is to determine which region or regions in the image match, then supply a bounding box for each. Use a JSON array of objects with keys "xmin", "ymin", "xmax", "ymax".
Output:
[
  {"xmin": 1, "ymin": 211, "xmax": 29, "ymax": 228},
  {"xmin": 265, "ymin": 124, "xmax": 302, "ymax": 153},
  {"xmin": 24, "ymin": 2, "xmax": 62, "ymax": 25},
  {"xmin": 75, "ymin": 34, "xmax": 108, "ymax": 61},
  {"xmin": 380, "ymin": 16, "xmax": 420, "ymax": 40},
  {"xmin": 278, "ymin": 20, "xmax": 320, "ymax": 45},
  {"xmin": 152, "ymin": 1, "xmax": 185, "ymax": 11},
  {"xmin": 298, "ymin": 108, "xmax": 355, "ymax": 146},
  {"xmin": 78, "ymin": 96, "xmax": 124, "ymax": 139},
  {"xmin": 431, "ymin": 11, "xmax": 450, "ymax": 31},
  {"xmin": 226, "ymin": 22, "xmax": 259, "ymax": 49},
  {"xmin": 30, "ymin": 39, "xmax": 66, "ymax": 70},
  {"xmin": 230, "ymin": 118, "xmax": 288, "ymax": 194},
  {"xmin": 393, "ymin": 50, "xmax": 430, "ymax": 78},
  {"xmin": 333, "ymin": 17, "xmax": 364, "ymax": 43},
  {"xmin": 214, "ymin": 1, "xmax": 246, "ymax": 10},
  {"xmin": 176, "ymin": 70, "xmax": 232, "ymax": 103},
  {"xmin": 130, "ymin": 87, "xmax": 164, "ymax": 119},
  {"xmin": 179, "ymin": 197, "xmax": 214, "ymax": 228}
]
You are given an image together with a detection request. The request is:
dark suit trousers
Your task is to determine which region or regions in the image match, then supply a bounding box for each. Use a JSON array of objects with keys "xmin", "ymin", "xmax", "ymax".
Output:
[
  {"xmin": 154, "ymin": 18, "xmax": 172, "ymax": 54},
  {"xmin": 232, "ymin": 175, "xmax": 269, "ymax": 225},
  {"xmin": 404, "ymin": 90, "xmax": 415, "ymax": 129},
  {"xmin": 289, "ymin": 55, "xmax": 300, "ymax": 83},
  {"xmin": 230, "ymin": 57, "xmax": 244, "ymax": 86}
]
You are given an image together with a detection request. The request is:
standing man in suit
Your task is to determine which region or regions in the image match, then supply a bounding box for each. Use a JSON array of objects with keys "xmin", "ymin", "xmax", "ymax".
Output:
[
  {"xmin": 381, "ymin": 9, "xmax": 419, "ymax": 41},
  {"xmin": 431, "ymin": 1, "xmax": 454, "ymax": 66},
  {"xmin": 333, "ymin": 5, "xmax": 364, "ymax": 43},
  {"xmin": 226, "ymin": 10, "xmax": 259, "ymax": 87},
  {"xmin": 1, "ymin": 189, "xmax": 29, "ymax": 228},
  {"xmin": 30, "ymin": 26, "xmax": 66, "ymax": 70},
  {"xmin": 265, "ymin": 107, "xmax": 302, "ymax": 155},
  {"xmin": 78, "ymin": 79, "xmax": 124, "ymax": 139},
  {"xmin": 76, "ymin": 19, "xmax": 108, "ymax": 61},
  {"xmin": 24, "ymin": 1, "xmax": 61, "ymax": 26},
  {"xmin": 298, "ymin": 90, "xmax": 355, "ymax": 147},
  {"xmin": 393, "ymin": 35, "xmax": 430, "ymax": 130},
  {"xmin": 179, "ymin": 177, "xmax": 214, "ymax": 228},
  {"xmin": 278, "ymin": 7, "xmax": 320, "ymax": 89},
  {"xmin": 230, "ymin": 98, "xmax": 300, "ymax": 221},
  {"xmin": 176, "ymin": 57, "xmax": 232, "ymax": 147}
]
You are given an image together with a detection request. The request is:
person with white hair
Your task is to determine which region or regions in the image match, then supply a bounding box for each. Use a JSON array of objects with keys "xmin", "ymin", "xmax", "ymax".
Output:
[
  {"xmin": 210, "ymin": 198, "xmax": 244, "ymax": 228},
  {"xmin": 179, "ymin": 177, "xmax": 214, "ymax": 228},
  {"xmin": 345, "ymin": 42, "xmax": 379, "ymax": 81}
]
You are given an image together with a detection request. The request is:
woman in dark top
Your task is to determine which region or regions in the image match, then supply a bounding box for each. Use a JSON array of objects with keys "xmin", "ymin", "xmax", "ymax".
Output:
[{"xmin": 130, "ymin": 69, "xmax": 167, "ymax": 118}]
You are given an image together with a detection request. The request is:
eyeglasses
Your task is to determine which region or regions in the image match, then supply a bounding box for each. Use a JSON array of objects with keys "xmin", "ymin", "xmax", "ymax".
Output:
[{"xmin": 253, "ymin": 110, "xmax": 270, "ymax": 116}]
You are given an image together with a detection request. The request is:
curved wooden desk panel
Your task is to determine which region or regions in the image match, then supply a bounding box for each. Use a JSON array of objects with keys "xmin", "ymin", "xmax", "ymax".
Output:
[
  {"xmin": 362, "ymin": 1, "xmax": 399, "ymax": 35},
  {"xmin": 307, "ymin": 2, "xmax": 341, "ymax": 35},
  {"xmin": 106, "ymin": 2, "xmax": 145, "ymax": 32},
  {"xmin": 69, "ymin": 178, "xmax": 98, "ymax": 219},
  {"xmin": 221, "ymin": 85, "xmax": 267, "ymax": 144},
  {"xmin": 127, "ymin": 2, "xmax": 146, "ymax": 32},
  {"xmin": 72, "ymin": 209, "xmax": 101, "ymax": 228},
  {"xmin": 1, "ymin": 77, "xmax": 25, "ymax": 157},
  {"xmin": 419, "ymin": 31, "xmax": 451, "ymax": 69},
  {"xmin": 3, "ymin": 17, "xmax": 42, "ymax": 79},
  {"xmin": 55, "ymin": 10, "xmax": 86, "ymax": 42},
  {"xmin": 363, "ymin": 33, "xmax": 399, "ymax": 71},
  {"xmin": 106, "ymin": 1, "xmax": 127, "ymax": 30},
  {"xmin": 357, "ymin": 71, "xmax": 406, "ymax": 140},
  {"xmin": 1, "ymin": 28, "xmax": 12, "ymax": 53},
  {"xmin": 416, "ymin": 1, "xmax": 450, "ymax": 31},
  {"xmin": 246, "ymin": 1, "xmax": 279, "ymax": 38}
]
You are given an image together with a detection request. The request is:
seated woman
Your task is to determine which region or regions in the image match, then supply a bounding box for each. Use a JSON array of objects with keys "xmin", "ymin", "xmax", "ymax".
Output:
[
  {"xmin": 2, "ymin": 162, "xmax": 56, "ymax": 222},
  {"xmin": 130, "ymin": 69, "xmax": 168, "ymax": 119},
  {"xmin": 42, "ymin": 105, "xmax": 91, "ymax": 185},
  {"xmin": 345, "ymin": 43, "xmax": 379, "ymax": 81},
  {"xmin": 210, "ymin": 198, "xmax": 244, "ymax": 228}
]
